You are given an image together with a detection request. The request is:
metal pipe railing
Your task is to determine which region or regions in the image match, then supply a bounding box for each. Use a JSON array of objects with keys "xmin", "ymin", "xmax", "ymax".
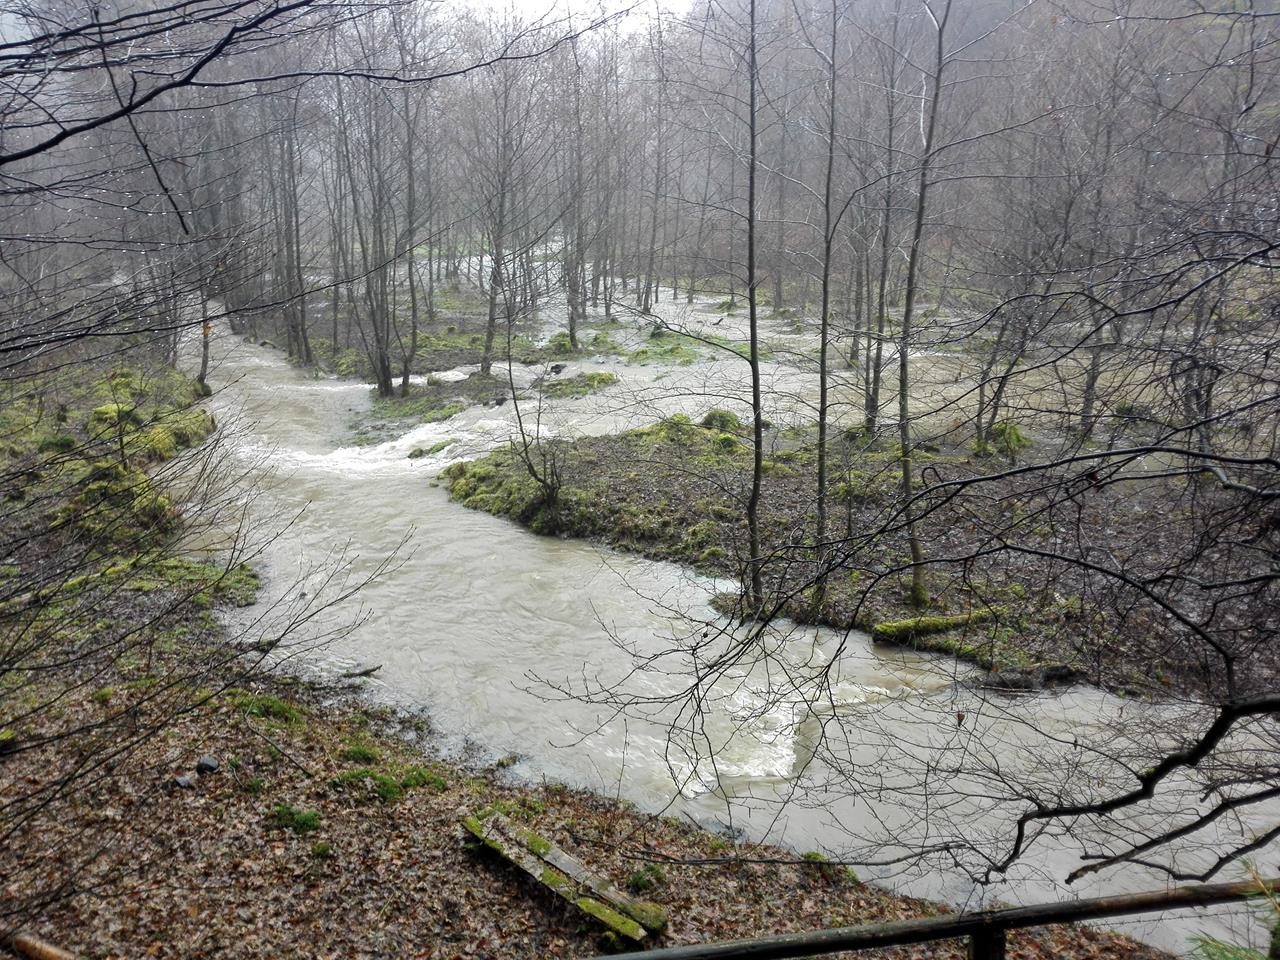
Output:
[{"xmin": 598, "ymin": 877, "xmax": 1279, "ymax": 960}]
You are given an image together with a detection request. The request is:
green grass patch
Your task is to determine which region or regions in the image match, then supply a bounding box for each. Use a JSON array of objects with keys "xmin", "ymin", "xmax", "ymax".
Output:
[
  {"xmin": 340, "ymin": 742, "xmax": 380, "ymax": 764},
  {"xmin": 269, "ymin": 804, "xmax": 320, "ymax": 834},
  {"xmin": 542, "ymin": 372, "xmax": 618, "ymax": 398},
  {"xmin": 226, "ymin": 689, "xmax": 304, "ymax": 725},
  {"xmin": 331, "ymin": 762, "xmax": 447, "ymax": 803}
]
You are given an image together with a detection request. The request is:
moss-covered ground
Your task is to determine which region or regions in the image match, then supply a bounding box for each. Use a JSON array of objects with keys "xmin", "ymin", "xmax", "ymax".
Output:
[{"xmin": 441, "ymin": 412, "xmax": 1266, "ymax": 696}]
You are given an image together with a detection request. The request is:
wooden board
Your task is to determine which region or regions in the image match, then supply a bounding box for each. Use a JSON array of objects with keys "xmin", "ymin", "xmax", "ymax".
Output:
[{"xmin": 462, "ymin": 813, "xmax": 667, "ymax": 942}]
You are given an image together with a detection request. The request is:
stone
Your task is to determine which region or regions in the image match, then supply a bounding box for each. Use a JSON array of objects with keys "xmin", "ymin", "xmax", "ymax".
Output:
[
  {"xmin": 196, "ymin": 755, "xmax": 219, "ymax": 775},
  {"xmin": 174, "ymin": 774, "xmax": 197, "ymax": 789}
]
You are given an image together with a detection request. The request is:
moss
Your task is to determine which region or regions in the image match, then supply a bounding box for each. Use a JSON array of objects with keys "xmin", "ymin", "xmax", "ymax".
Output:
[
  {"xmin": 341, "ymin": 743, "xmax": 380, "ymax": 764},
  {"xmin": 975, "ymin": 420, "xmax": 1031, "ymax": 460},
  {"xmin": 310, "ymin": 338, "xmax": 370, "ymax": 379},
  {"xmin": 576, "ymin": 898, "xmax": 646, "ymax": 940},
  {"xmin": 700, "ymin": 409, "xmax": 742, "ymax": 432},
  {"xmin": 695, "ymin": 546, "xmax": 726, "ymax": 566},
  {"xmin": 680, "ymin": 520, "xmax": 718, "ymax": 551},
  {"xmin": 624, "ymin": 900, "xmax": 668, "ymax": 933},
  {"xmin": 367, "ymin": 378, "xmax": 505, "ymax": 429},
  {"xmin": 423, "ymin": 438, "xmax": 456, "ymax": 456},
  {"xmin": 760, "ymin": 459, "xmax": 793, "ymax": 477},
  {"xmin": 166, "ymin": 408, "xmax": 215, "ymax": 446},
  {"xmin": 91, "ymin": 402, "xmax": 142, "ymax": 429},
  {"xmin": 92, "ymin": 686, "xmax": 115, "ymax": 704},
  {"xmin": 589, "ymin": 332, "xmax": 625, "ymax": 353},
  {"xmin": 134, "ymin": 425, "xmax": 178, "ymax": 460},
  {"xmin": 59, "ymin": 465, "xmax": 178, "ymax": 549},
  {"xmin": 423, "ymin": 401, "xmax": 465, "ymax": 423},
  {"xmin": 629, "ymin": 337, "xmax": 700, "ymax": 365},
  {"xmin": 870, "ymin": 608, "xmax": 1001, "ymax": 643},
  {"xmin": 310, "ymin": 841, "xmax": 333, "ymax": 859},
  {"xmin": 712, "ymin": 433, "xmax": 741, "ymax": 453},
  {"xmin": 120, "ymin": 557, "xmax": 259, "ymax": 606},
  {"xmin": 443, "ymin": 457, "xmax": 547, "ymax": 527},
  {"xmin": 548, "ymin": 331, "xmax": 577, "ymax": 355},
  {"xmin": 518, "ymin": 828, "xmax": 553, "ymax": 857},
  {"xmin": 334, "ymin": 768, "xmax": 404, "ymax": 803},
  {"xmin": 833, "ymin": 469, "xmax": 896, "ymax": 504},
  {"xmin": 625, "ymin": 863, "xmax": 665, "ymax": 895},
  {"xmin": 800, "ymin": 850, "xmax": 857, "ymax": 884},
  {"xmin": 227, "ymin": 690, "xmax": 304, "ymax": 725},
  {"xmin": 397, "ymin": 764, "xmax": 447, "ymax": 791},
  {"xmin": 270, "ymin": 804, "xmax": 320, "ymax": 834},
  {"xmin": 334, "ymin": 763, "xmax": 446, "ymax": 802},
  {"xmin": 631, "ymin": 414, "xmax": 697, "ymax": 445},
  {"xmin": 479, "ymin": 797, "xmax": 544, "ymax": 822},
  {"xmin": 38, "ymin": 434, "xmax": 79, "ymax": 454},
  {"xmin": 543, "ymin": 372, "xmax": 618, "ymax": 398},
  {"xmin": 542, "ymin": 866, "xmax": 572, "ymax": 890}
]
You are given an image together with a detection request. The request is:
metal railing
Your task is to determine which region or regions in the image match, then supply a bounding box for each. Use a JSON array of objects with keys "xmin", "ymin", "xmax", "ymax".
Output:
[{"xmin": 600, "ymin": 877, "xmax": 1278, "ymax": 960}]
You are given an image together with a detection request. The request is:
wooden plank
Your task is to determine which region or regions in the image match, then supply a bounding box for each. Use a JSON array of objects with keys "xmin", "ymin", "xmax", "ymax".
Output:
[
  {"xmin": 538, "ymin": 837, "xmax": 669, "ymax": 932},
  {"xmin": 8, "ymin": 932, "xmax": 79, "ymax": 960},
  {"xmin": 462, "ymin": 813, "xmax": 666, "ymax": 941}
]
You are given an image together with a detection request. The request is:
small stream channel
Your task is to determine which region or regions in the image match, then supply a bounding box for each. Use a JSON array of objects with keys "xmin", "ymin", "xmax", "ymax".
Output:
[{"xmin": 191, "ymin": 293, "xmax": 1271, "ymax": 956}]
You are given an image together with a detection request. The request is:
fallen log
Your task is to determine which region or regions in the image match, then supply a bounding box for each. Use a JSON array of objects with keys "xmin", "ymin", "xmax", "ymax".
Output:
[
  {"xmin": 339, "ymin": 664, "xmax": 382, "ymax": 679},
  {"xmin": 462, "ymin": 812, "xmax": 667, "ymax": 942},
  {"xmin": 8, "ymin": 931, "xmax": 78, "ymax": 960}
]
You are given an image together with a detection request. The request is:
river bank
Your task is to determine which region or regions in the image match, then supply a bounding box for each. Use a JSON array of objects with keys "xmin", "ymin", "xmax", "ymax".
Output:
[
  {"xmin": 438, "ymin": 410, "xmax": 1239, "ymax": 699},
  {"xmin": 306, "ymin": 285, "xmax": 1255, "ymax": 700},
  {"xmin": 0, "ymin": 342, "xmax": 1187, "ymax": 958},
  {"xmin": 4, "ymin": 645, "xmax": 1179, "ymax": 960},
  {"xmin": 191, "ymin": 311, "xmax": 1271, "ymax": 956}
]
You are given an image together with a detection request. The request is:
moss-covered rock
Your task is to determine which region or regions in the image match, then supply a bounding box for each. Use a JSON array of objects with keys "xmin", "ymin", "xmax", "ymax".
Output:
[
  {"xmin": 91, "ymin": 402, "xmax": 142, "ymax": 429},
  {"xmin": 700, "ymin": 409, "xmax": 742, "ymax": 432}
]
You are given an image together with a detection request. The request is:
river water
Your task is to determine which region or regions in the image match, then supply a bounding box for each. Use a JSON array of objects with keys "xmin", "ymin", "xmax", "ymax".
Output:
[{"xmin": 191, "ymin": 294, "xmax": 1271, "ymax": 956}]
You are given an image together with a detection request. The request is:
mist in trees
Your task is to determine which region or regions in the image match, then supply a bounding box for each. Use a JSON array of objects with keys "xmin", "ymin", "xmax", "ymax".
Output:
[{"xmin": 3, "ymin": 0, "xmax": 1279, "ymax": 945}]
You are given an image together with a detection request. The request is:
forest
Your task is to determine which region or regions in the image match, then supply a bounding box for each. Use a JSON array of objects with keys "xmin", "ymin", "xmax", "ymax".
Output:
[{"xmin": 1, "ymin": 0, "xmax": 1278, "ymax": 957}]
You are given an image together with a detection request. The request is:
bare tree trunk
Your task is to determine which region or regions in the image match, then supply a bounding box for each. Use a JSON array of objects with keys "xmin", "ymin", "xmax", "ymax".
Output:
[
  {"xmin": 813, "ymin": 0, "xmax": 841, "ymax": 609},
  {"xmin": 745, "ymin": 0, "xmax": 764, "ymax": 610},
  {"xmin": 896, "ymin": 0, "xmax": 952, "ymax": 610}
]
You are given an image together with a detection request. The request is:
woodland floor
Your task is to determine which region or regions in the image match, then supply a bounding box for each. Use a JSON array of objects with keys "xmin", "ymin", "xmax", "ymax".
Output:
[
  {"xmin": 2, "ymin": 647, "xmax": 1174, "ymax": 960},
  {"xmin": 0, "ymin": 343, "xmax": 1189, "ymax": 959}
]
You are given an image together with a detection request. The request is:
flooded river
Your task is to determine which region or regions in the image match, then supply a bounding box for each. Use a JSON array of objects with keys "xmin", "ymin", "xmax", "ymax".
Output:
[{"xmin": 191, "ymin": 294, "xmax": 1271, "ymax": 956}]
